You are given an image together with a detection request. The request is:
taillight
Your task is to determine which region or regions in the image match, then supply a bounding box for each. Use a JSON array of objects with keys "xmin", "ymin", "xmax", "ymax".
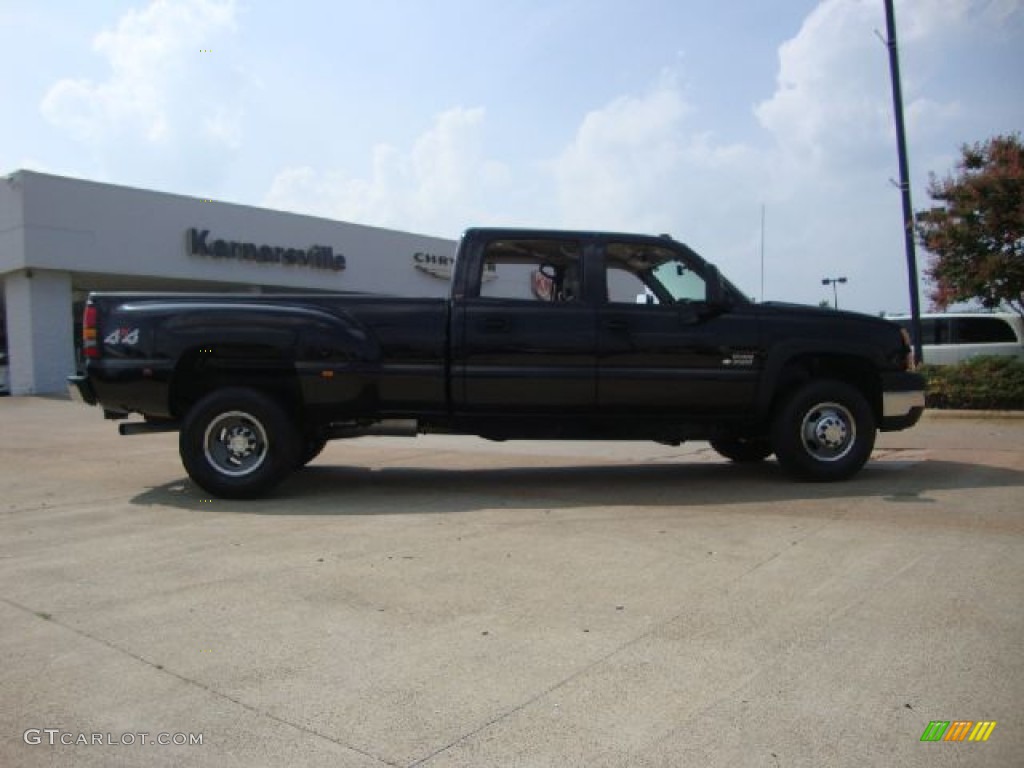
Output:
[{"xmin": 83, "ymin": 304, "xmax": 99, "ymax": 358}]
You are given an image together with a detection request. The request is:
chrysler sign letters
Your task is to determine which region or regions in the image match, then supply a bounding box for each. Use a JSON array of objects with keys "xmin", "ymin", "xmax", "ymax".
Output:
[
  {"xmin": 187, "ymin": 228, "xmax": 347, "ymax": 272},
  {"xmin": 414, "ymin": 251, "xmax": 496, "ymax": 281}
]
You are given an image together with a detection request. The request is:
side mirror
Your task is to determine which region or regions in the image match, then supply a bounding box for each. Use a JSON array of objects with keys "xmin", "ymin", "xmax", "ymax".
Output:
[{"xmin": 704, "ymin": 263, "xmax": 726, "ymax": 306}]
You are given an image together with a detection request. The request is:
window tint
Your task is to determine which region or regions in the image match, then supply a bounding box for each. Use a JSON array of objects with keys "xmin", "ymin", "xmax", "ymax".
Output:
[
  {"xmin": 893, "ymin": 316, "xmax": 1020, "ymax": 345},
  {"xmin": 953, "ymin": 317, "xmax": 1017, "ymax": 343},
  {"xmin": 896, "ymin": 318, "xmax": 948, "ymax": 345},
  {"xmin": 479, "ymin": 239, "xmax": 582, "ymax": 302},
  {"xmin": 922, "ymin": 318, "xmax": 949, "ymax": 344},
  {"xmin": 605, "ymin": 242, "xmax": 706, "ymax": 304}
]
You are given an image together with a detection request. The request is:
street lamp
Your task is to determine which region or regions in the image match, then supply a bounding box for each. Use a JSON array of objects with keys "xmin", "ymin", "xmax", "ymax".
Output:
[{"xmin": 822, "ymin": 276, "xmax": 848, "ymax": 309}]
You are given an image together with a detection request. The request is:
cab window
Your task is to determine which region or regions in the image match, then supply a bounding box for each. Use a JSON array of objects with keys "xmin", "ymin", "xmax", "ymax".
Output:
[
  {"xmin": 478, "ymin": 238, "xmax": 583, "ymax": 302},
  {"xmin": 605, "ymin": 242, "xmax": 707, "ymax": 305}
]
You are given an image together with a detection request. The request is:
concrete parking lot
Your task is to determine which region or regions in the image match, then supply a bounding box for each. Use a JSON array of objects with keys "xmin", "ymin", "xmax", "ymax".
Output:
[{"xmin": 1, "ymin": 396, "xmax": 1022, "ymax": 767}]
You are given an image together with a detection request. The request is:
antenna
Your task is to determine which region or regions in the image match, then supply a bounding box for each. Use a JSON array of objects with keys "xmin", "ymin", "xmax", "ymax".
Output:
[{"xmin": 760, "ymin": 204, "xmax": 766, "ymax": 303}]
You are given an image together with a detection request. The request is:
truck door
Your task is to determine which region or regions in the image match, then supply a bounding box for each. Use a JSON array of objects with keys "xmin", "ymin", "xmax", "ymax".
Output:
[
  {"xmin": 452, "ymin": 236, "xmax": 598, "ymax": 412},
  {"xmin": 597, "ymin": 239, "xmax": 759, "ymax": 416}
]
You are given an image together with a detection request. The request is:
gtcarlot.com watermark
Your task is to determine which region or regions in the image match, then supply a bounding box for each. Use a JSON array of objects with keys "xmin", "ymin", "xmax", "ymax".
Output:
[{"xmin": 24, "ymin": 729, "xmax": 203, "ymax": 747}]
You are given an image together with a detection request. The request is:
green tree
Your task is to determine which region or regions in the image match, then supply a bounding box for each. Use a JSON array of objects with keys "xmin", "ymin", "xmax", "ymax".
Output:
[{"xmin": 916, "ymin": 134, "xmax": 1024, "ymax": 315}]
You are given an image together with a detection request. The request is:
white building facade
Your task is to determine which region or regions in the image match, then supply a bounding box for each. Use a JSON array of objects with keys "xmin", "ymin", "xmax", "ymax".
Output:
[{"xmin": 0, "ymin": 171, "xmax": 457, "ymax": 395}]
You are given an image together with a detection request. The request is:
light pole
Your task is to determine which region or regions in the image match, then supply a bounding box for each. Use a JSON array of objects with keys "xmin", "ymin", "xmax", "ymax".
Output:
[
  {"xmin": 822, "ymin": 276, "xmax": 847, "ymax": 309},
  {"xmin": 883, "ymin": 0, "xmax": 924, "ymax": 365}
]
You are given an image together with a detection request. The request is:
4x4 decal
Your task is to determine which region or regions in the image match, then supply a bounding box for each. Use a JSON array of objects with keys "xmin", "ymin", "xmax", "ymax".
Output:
[{"xmin": 104, "ymin": 328, "xmax": 139, "ymax": 346}]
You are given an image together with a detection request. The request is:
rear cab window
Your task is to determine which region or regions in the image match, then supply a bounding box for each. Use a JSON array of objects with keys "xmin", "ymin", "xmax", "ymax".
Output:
[{"xmin": 477, "ymin": 238, "xmax": 584, "ymax": 303}]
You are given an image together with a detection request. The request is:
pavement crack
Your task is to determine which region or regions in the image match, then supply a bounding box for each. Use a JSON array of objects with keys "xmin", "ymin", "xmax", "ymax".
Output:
[
  {"xmin": 409, "ymin": 583, "xmax": 751, "ymax": 764},
  {"xmin": 408, "ymin": 517, "xmax": 847, "ymax": 766},
  {"xmin": 1, "ymin": 597, "xmax": 401, "ymax": 768},
  {"xmin": 724, "ymin": 515, "xmax": 841, "ymax": 591},
  {"xmin": 407, "ymin": 633, "xmax": 642, "ymax": 767}
]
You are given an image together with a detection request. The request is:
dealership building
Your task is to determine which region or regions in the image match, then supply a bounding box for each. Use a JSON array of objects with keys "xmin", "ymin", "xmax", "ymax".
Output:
[{"xmin": 0, "ymin": 170, "xmax": 458, "ymax": 395}]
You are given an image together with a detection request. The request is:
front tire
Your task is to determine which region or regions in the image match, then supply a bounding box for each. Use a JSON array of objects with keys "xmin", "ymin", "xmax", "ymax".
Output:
[
  {"xmin": 771, "ymin": 380, "xmax": 876, "ymax": 481},
  {"xmin": 179, "ymin": 388, "xmax": 299, "ymax": 499}
]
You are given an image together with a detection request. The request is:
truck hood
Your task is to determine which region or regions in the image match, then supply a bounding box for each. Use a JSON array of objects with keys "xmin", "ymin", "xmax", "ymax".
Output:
[{"xmin": 759, "ymin": 301, "xmax": 894, "ymax": 327}]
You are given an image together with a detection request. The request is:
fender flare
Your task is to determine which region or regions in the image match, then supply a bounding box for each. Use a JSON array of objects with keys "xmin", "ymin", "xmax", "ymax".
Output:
[
  {"xmin": 154, "ymin": 302, "xmax": 381, "ymax": 414},
  {"xmin": 756, "ymin": 340, "xmax": 886, "ymax": 420}
]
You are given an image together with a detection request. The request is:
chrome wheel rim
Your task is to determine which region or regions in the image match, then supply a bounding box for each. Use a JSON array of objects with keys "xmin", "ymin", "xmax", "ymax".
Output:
[
  {"xmin": 203, "ymin": 411, "xmax": 269, "ymax": 477},
  {"xmin": 799, "ymin": 401, "xmax": 856, "ymax": 462}
]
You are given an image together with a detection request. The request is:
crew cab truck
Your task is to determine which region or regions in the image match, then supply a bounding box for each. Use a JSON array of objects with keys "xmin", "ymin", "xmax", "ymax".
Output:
[{"xmin": 68, "ymin": 228, "xmax": 925, "ymax": 498}]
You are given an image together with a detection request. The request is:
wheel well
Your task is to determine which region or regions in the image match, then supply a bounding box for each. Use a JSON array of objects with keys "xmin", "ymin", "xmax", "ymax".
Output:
[
  {"xmin": 770, "ymin": 355, "xmax": 882, "ymax": 420},
  {"xmin": 169, "ymin": 347, "xmax": 303, "ymax": 421}
]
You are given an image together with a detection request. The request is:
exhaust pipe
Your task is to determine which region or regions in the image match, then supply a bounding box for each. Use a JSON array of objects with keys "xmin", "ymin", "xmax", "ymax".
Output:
[{"xmin": 118, "ymin": 420, "xmax": 180, "ymax": 436}]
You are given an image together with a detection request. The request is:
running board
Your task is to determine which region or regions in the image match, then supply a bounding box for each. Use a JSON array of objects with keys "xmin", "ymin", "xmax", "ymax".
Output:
[{"xmin": 326, "ymin": 420, "xmax": 419, "ymax": 439}]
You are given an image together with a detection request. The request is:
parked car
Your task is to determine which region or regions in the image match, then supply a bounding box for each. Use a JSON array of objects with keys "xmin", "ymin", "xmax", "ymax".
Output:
[{"xmin": 891, "ymin": 313, "xmax": 1024, "ymax": 366}]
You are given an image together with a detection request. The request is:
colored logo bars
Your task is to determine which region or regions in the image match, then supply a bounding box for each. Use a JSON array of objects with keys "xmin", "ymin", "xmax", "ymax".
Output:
[{"xmin": 920, "ymin": 720, "xmax": 997, "ymax": 742}]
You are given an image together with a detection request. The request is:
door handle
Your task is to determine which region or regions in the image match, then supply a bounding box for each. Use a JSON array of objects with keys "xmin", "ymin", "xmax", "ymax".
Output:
[
  {"xmin": 603, "ymin": 319, "xmax": 628, "ymax": 331},
  {"xmin": 480, "ymin": 317, "xmax": 510, "ymax": 332}
]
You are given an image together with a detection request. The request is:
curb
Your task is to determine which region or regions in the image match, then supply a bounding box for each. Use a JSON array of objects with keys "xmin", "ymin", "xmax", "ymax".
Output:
[{"xmin": 923, "ymin": 409, "xmax": 1024, "ymax": 420}]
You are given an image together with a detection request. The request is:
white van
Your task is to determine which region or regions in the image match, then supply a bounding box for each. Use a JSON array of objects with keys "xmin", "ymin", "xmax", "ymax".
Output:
[{"xmin": 890, "ymin": 313, "xmax": 1024, "ymax": 366}]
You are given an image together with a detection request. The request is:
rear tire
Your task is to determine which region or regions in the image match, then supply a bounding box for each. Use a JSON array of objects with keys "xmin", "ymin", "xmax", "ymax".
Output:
[
  {"xmin": 709, "ymin": 435, "xmax": 773, "ymax": 463},
  {"xmin": 771, "ymin": 379, "xmax": 876, "ymax": 481},
  {"xmin": 179, "ymin": 388, "xmax": 299, "ymax": 499}
]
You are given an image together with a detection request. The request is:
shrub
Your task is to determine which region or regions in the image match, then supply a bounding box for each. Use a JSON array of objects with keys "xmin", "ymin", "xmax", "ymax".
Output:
[{"xmin": 921, "ymin": 356, "xmax": 1024, "ymax": 410}]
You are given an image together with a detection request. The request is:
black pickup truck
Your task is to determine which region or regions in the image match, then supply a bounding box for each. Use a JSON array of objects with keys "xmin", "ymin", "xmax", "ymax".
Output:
[{"xmin": 68, "ymin": 227, "xmax": 925, "ymax": 498}]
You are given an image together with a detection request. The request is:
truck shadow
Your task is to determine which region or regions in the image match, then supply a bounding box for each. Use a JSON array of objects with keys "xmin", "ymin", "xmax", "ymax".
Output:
[{"xmin": 130, "ymin": 457, "xmax": 1024, "ymax": 516}]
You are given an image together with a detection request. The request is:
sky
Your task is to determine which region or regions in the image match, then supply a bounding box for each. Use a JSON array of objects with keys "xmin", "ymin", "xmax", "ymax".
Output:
[{"xmin": 2, "ymin": 0, "xmax": 1022, "ymax": 314}]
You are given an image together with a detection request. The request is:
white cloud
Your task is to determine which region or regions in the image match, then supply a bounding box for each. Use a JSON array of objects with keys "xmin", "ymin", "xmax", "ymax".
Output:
[
  {"xmin": 264, "ymin": 107, "xmax": 510, "ymax": 237},
  {"xmin": 39, "ymin": 0, "xmax": 246, "ymax": 184},
  {"xmin": 408, "ymin": 107, "xmax": 511, "ymax": 228},
  {"xmin": 755, "ymin": 0, "xmax": 1014, "ymax": 171},
  {"xmin": 905, "ymin": 98, "xmax": 963, "ymax": 136},
  {"xmin": 546, "ymin": 0, "xmax": 1019, "ymax": 310},
  {"xmin": 550, "ymin": 74, "xmax": 763, "ymax": 256},
  {"xmin": 268, "ymin": 0, "xmax": 1020, "ymax": 312},
  {"xmin": 552, "ymin": 76, "xmax": 692, "ymax": 231},
  {"xmin": 755, "ymin": 1, "xmax": 894, "ymax": 171},
  {"xmin": 745, "ymin": 0, "xmax": 1020, "ymax": 311}
]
